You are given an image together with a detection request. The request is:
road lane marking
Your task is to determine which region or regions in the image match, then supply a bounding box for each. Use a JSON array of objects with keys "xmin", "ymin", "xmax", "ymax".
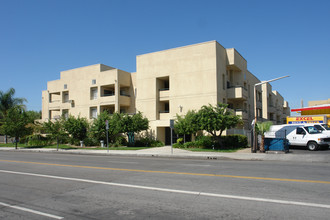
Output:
[
  {"xmin": 0, "ymin": 201, "xmax": 63, "ymax": 219},
  {"xmin": 1, "ymin": 159, "xmax": 330, "ymax": 184},
  {"xmin": 1, "ymin": 169, "xmax": 330, "ymax": 209}
]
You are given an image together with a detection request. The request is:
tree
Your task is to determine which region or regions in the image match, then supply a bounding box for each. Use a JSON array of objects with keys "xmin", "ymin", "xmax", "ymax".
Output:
[
  {"xmin": 0, "ymin": 88, "xmax": 27, "ymax": 143},
  {"xmin": 90, "ymin": 111, "xmax": 111, "ymax": 143},
  {"xmin": 26, "ymin": 110, "xmax": 41, "ymax": 123},
  {"xmin": 174, "ymin": 110, "xmax": 199, "ymax": 143},
  {"xmin": 63, "ymin": 115, "xmax": 89, "ymax": 145},
  {"xmin": 0, "ymin": 88, "xmax": 26, "ymax": 118},
  {"xmin": 106, "ymin": 112, "xmax": 124, "ymax": 144},
  {"xmin": 89, "ymin": 111, "xmax": 124, "ymax": 145},
  {"xmin": 2, "ymin": 107, "xmax": 31, "ymax": 149},
  {"xmin": 256, "ymin": 121, "xmax": 273, "ymax": 153},
  {"xmin": 43, "ymin": 118, "xmax": 67, "ymax": 151},
  {"xmin": 25, "ymin": 110, "xmax": 43, "ymax": 135},
  {"xmin": 121, "ymin": 112, "xmax": 149, "ymax": 145},
  {"xmin": 122, "ymin": 112, "xmax": 149, "ymax": 134},
  {"xmin": 197, "ymin": 103, "xmax": 242, "ymax": 141}
]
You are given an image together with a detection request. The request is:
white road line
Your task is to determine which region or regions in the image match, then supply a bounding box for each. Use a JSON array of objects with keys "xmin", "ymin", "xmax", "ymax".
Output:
[
  {"xmin": 1, "ymin": 169, "xmax": 330, "ymax": 209},
  {"xmin": 0, "ymin": 202, "xmax": 63, "ymax": 219}
]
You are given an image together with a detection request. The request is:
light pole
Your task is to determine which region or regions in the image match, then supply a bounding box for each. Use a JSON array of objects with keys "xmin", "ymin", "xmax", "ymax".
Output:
[{"xmin": 252, "ymin": 75, "xmax": 290, "ymax": 153}]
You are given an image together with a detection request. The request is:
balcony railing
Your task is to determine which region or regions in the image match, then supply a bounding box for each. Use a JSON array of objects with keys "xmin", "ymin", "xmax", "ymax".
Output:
[
  {"xmin": 233, "ymin": 109, "xmax": 248, "ymax": 120},
  {"xmin": 227, "ymin": 86, "xmax": 248, "ymax": 100},
  {"xmin": 159, "ymin": 88, "xmax": 169, "ymax": 91},
  {"xmin": 159, "ymin": 89, "xmax": 170, "ymax": 101}
]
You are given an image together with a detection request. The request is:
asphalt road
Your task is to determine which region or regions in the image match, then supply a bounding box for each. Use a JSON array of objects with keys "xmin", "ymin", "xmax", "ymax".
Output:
[{"xmin": 0, "ymin": 152, "xmax": 330, "ymax": 220}]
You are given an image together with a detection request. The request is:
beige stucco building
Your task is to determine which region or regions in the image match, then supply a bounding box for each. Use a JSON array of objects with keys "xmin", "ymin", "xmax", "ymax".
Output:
[{"xmin": 42, "ymin": 41, "xmax": 290, "ymax": 144}]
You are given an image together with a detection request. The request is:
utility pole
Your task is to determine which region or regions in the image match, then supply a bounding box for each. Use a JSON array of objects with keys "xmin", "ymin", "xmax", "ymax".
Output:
[{"xmin": 252, "ymin": 75, "xmax": 290, "ymax": 153}]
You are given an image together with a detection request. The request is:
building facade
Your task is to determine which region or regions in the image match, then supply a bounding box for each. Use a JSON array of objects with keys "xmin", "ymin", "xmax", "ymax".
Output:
[{"xmin": 42, "ymin": 41, "xmax": 290, "ymax": 144}]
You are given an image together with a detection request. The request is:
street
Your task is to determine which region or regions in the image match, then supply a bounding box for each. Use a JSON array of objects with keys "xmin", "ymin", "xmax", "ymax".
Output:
[{"xmin": 0, "ymin": 151, "xmax": 330, "ymax": 219}]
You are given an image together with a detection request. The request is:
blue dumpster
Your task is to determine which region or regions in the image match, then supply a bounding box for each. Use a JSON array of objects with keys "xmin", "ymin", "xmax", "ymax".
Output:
[{"xmin": 264, "ymin": 138, "xmax": 289, "ymax": 152}]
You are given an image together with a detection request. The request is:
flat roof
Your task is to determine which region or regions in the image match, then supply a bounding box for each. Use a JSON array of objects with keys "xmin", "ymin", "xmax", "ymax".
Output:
[{"xmin": 291, "ymin": 104, "xmax": 330, "ymax": 112}]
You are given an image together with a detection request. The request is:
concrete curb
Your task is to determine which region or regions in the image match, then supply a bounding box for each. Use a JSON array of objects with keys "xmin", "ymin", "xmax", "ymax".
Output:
[{"xmin": 1, "ymin": 147, "xmax": 329, "ymax": 163}]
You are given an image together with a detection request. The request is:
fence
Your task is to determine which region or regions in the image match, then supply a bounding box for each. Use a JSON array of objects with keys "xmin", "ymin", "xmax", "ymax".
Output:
[
  {"xmin": 0, "ymin": 135, "xmax": 14, "ymax": 144},
  {"xmin": 227, "ymin": 129, "xmax": 252, "ymax": 147}
]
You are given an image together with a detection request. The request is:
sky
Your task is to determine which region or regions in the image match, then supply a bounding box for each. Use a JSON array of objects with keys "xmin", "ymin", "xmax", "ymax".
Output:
[{"xmin": 0, "ymin": 0, "xmax": 329, "ymax": 113}]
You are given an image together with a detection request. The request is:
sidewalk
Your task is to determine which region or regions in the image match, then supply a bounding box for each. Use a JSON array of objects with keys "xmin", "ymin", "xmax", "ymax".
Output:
[{"xmin": 1, "ymin": 146, "xmax": 329, "ymax": 163}]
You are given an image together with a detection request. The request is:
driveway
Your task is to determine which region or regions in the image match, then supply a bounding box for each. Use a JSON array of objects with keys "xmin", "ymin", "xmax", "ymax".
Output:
[{"xmin": 289, "ymin": 145, "xmax": 330, "ymax": 154}]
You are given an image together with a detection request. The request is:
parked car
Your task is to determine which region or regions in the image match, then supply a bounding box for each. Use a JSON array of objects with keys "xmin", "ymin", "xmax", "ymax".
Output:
[{"xmin": 312, "ymin": 123, "xmax": 330, "ymax": 135}]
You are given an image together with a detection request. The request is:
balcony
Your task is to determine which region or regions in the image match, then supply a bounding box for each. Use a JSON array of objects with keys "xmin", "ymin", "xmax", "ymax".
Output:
[
  {"xmin": 119, "ymin": 95, "xmax": 131, "ymax": 106},
  {"xmin": 234, "ymin": 109, "xmax": 248, "ymax": 120},
  {"xmin": 100, "ymin": 95, "xmax": 116, "ymax": 105},
  {"xmin": 227, "ymin": 86, "xmax": 248, "ymax": 100},
  {"xmin": 159, "ymin": 112, "xmax": 170, "ymax": 120},
  {"xmin": 49, "ymin": 100, "xmax": 60, "ymax": 110},
  {"xmin": 61, "ymin": 101, "xmax": 71, "ymax": 109},
  {"xmin": 268, "ymin": 105, "xmax": 276, "ymax": 113},
  {"xmin": 159, "ymin": 89, "xmax": 170, "ymax": 101},
  {"xmin": 226, "ymin": 48, "xmax": 247, "ymax": 71}
]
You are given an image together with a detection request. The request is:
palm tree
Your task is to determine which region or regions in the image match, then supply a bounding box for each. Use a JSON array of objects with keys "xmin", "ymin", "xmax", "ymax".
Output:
[
  {"xmin": 0, "ymin": 88, "xmax": 27, "ymax": 143},
  {"xmin": 256, "ymin": 121, "xmax": 273, "ymax": 153}
]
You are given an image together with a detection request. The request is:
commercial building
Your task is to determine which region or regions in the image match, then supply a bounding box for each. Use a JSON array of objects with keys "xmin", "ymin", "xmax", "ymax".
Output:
[
  {"xmin": 290, "ymin": 98, "xmax": 330, "ymax": 126},
  {"xmin": 42, "ymin": 41, "xmax": 290, "ymax": 144}
]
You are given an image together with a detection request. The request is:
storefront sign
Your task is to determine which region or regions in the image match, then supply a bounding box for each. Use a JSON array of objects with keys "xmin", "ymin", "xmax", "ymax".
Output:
[{"xmin": 287, "ymin": 116, "xmax": 325, "ymax": 124}]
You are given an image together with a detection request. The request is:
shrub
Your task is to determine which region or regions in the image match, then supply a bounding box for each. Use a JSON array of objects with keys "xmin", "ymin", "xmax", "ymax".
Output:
[
  {"xmin": 195, "ymin": 136, "xmax": 214, "ymax": 149},
  {"xmin": 112, "ymin": 136, "xmax": 128, "ymax": 147},
  {"xmin": 177, "ymin": 138, "xmax": 183, "ymax": 144},
  {"xmin": 173, "ymin": 143, "xmax": 183, "ymax": 148},
  {"xmin": 220, "ymin": 134, "xmax": 248, "ymax": 149},
  {"xmin": 174, "ymin": 135, "xmax": 247, "ymax": 150},
  {"xmin": 183, "ymin": 141, "xmax": 196, "ymax": 148},
  {"xmin": 134, "ymin": 137, "xmax": 164, "ymax": 147},
  {"xmin": 26, "ymin": 134, "xmax": 51, "ymax": 146},
  {"xmin": 83, "ymin": 137, "xmax": 99, "ymax": 147}
]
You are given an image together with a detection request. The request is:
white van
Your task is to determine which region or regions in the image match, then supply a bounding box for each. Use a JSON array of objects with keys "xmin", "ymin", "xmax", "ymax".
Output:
[
  {"xmin": 264, "ymin": 124, "xmax": 330, "ymax": 151},
  {"xmin": 312, "ymin": 123, "xmax": 330, "ymax": 135}
]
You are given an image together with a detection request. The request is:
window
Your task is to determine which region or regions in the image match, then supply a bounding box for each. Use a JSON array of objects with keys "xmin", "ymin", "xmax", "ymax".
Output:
[
  {"xmin": 90, "ymin": 107, "xmax": 97, "ymax": 119},
  {"xmin": 104, "ymin": 89, "xmax": 114, "ymax": 96},
  {"xmin": 90, "ymin": 88, "xmax": 98, "ymax": 100},
  {"xmin": 62, "ymin": 92, "xmax": 69, "ymax": 103},
  {"xmin": 296, "ymin": 127, "xmax": 306, "ymax": 135},
  {"xmin": 62, "ymin": 109, "xmax": 69, "ymax": 119},
  {"xmin": 64, "ymin": 84, "xmax": 67, "ymax": 89},
  {"xmin": 165, "ymin": 103, "xmax": 169, "ymax": 112},
  {"xmin": 92, "ymin": 79, "xmax": 96, "ymax": 85},
  {"xmin": 157, "ymin": 76, "xmax": 169, "ymax": 91}
]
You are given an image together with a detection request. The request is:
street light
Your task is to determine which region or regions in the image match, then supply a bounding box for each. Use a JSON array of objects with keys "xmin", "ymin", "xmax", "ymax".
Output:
[{"xmin": 252, "ymin": 75, "xmax": 290, "ymax": 153}]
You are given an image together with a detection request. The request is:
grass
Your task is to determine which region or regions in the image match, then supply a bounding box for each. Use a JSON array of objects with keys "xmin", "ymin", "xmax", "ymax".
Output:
[
  {"xmin": 77, "ymin": 146, "xmax": 151, "ymax": 150},
  {"xmin": 0, "ymin": 143, "xmax": 152, "ymax": 150}
]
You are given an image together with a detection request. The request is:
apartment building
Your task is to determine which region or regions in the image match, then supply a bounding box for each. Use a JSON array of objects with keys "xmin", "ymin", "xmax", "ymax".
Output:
[
  {"xmin": 42, "ymin": 40, "xmax": 290, "ymax": 145},
  {"xmin": 42, "ymin": 64, "xmax": 136, "ymax": 120}
]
